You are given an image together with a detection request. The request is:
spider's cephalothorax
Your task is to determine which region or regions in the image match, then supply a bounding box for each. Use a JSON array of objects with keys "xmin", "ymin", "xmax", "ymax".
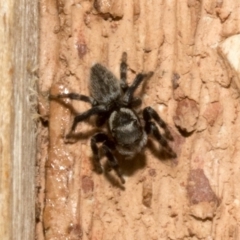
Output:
[{"xmin": 52, "ymin": 52, "xmax": 176, "ymax": 184}]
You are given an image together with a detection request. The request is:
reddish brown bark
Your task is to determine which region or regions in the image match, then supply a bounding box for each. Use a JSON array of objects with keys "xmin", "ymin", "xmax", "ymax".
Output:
[{"xmin": 37, "ymin": 0, "xmax": 240, "ymax": 239}]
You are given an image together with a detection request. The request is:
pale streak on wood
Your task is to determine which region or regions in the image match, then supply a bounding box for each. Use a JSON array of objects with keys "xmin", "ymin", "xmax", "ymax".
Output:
[
  {"xmin": 0, "ymin": 1, "xmax": 14, "ymax": 239},
  {"xmin": 0, "ymin": 0, "xmax": 38, "ymax": 239},
  {"xmin": 12, "ymin": 0, "xmax": 38, "ymax": 239},
  {"xmin": 219, "ymin": 34, "xmax": 240, "ymax": 90}
]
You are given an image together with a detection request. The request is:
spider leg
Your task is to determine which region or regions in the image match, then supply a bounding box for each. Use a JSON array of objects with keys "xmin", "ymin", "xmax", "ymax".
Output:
[
  {"xmin": 145, "ymin": 121, "xmax": 176, "ymax": 158},
  {"xmin": 120, "ymin": 52, "xmax": 128, "ymax": 92},
  {"xmin": 91, "ymin": 133, "xmax": 125, "ymax": 183},
  {"xmin": 71, "ymin": 105, "xmax": 108, "ymax": 132},
  {"xmin": 102, "ymin": 145, "xmax": 125, "ymax": 184},
  {"xmin": 91, "ymin": 133, "xmax": 108, "ymax": 173},
  {"xmin": 130, "ymin": 97, "xmax": 142, "ymax": 108},
  {"xmin": 143, "ymin": 106, "xmax": 173, "ymax": 140},
  {"xmin": 123, "ymin": 72, "xmax": 153, "ymax": 105},
  {"xmin": 95, "ymin": 112, "xmax": 110, "ymax": 127},
  {"xmin": 50, "ymin": 93, "xmax": 97, "ymax": 105}
]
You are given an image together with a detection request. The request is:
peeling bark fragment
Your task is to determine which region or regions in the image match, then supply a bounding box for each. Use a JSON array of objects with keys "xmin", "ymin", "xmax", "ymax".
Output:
[
  {"xmin": 67, "ymin": 223, "xmax": 83, "ymax": 239},
  {"xmin": 76, "ymin": 33, "xmax": 88, "ymax": 59},
  {"xmin": 189, "ymin": 201, "xmax": 217, "ymax": 220},
  {"xmin": 172, "ymin": 72, "xmax": 180, "ymax": 89},
  {"xmin": 82, "ymin": 175, "xmax": 94, "ymax": 194},
  {"xmin": 174, "ymin": 98, "xmax": 199, "ymax": 133},
  {"xmin": 142, "ymin": 181, "xmax": 152, "ymax": 208},
  {"xmin": 148, "ymin": 168, "xmax": 156, "ymax": 177},
  {"xmin": 38, "ymin": 93, "xmax": 50, "ymax": 123},
  {"xmin": 77, "ymin": 42, "xmax": 87, "ymax": 59},
  {"xmin": 216, "ymin": 7, "xmax": 231, "ymax": 22},
  {"xmin": 187, "ymin": 168, "xmax": 218, "ymax": 205},
  {"xmin": 168, "ymin": 128, "xmax": 185, "ymax": 163},
  {"xmin": 187, "ymin": 169, "xmax": 219, "ymax": 220},
  {"xmin": 94, "ymin": 0, "xmax": 123, "ymax": 19},
  {"xmin": 203, "ymin": 102, "xmax": 222, "ymax": 127},
  {"xmin": 94, "ymin": 0, "xmax": 111, "ymax": 13}
]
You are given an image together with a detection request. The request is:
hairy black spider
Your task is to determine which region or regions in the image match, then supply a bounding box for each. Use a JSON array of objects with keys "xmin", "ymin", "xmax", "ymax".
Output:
[{"xmin": 51, "ymin": 52, "xmax": 176, "ymax": 184}]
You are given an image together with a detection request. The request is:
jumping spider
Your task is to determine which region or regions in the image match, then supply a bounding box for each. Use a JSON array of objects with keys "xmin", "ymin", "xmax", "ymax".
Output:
[{"xmin": 51, "ymin": 52, "xmax": 176, "ymax": 184}]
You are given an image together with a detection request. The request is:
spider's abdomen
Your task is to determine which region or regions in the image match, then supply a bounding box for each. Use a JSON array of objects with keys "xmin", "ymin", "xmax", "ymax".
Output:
[{"xmin": 89, "ymin": 63, "xmax": 121, "ymax": 105}]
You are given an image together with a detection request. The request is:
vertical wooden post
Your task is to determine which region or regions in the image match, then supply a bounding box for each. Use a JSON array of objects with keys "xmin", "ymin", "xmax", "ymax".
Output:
[
  {"xmin": 0, "ymin": 1, "xmax": 14, "ymax": 238},
  {"xmin": 0, "ymin": 0, "xmax": 38, "ymax": 239}
]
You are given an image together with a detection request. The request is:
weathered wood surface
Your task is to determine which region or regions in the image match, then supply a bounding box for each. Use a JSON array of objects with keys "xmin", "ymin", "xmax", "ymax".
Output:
[
  {"xmin": 38, "ymin": 0, "xmax": 240, "ymax": 239},
  {"xmin": 0, "ymin": 0, "xmax": 38, "ymax": 239},
  {"xmin": 0, "ymin": 1, "xmax": 14, "ymax": 238}
]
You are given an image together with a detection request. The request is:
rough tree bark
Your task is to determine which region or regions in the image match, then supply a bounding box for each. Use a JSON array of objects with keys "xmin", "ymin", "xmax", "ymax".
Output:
[{"xmin": 37, "ymin": 0, "xmax": 240, "ymax": 239}]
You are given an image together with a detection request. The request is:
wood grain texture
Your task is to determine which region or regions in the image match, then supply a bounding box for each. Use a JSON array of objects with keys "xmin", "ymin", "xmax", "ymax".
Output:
[
  {"xmin": 0, "ymin": 0, "xmax": 38, "ymax": 239},
  {"xmin": 12, "ymin": 0, "xmax": 39, "ymax": 239},
  {"xmin": 0, "ymin": 1, "xmax": 14, "ymax": 239},
  {"xmin": 39, "ymin": 0, "xmax": 240, "ymax": 239}
]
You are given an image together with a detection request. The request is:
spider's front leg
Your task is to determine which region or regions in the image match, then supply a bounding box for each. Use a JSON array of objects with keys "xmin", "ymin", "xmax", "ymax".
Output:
[
  {"xmin": 95, "ymin": 112, "xmax": 111, "ymax": 127},
  {"xmin": 69, "ymin": 105, "xmax": 108, "ymax": 133},
  {"xmin": 120, "ymin": 52, "xmax": 128, "ymax": 92},
  {"xmin": 91, "ymin": 133, "xmax": 125, "ymax": 184},
  {"xmin": 143, "ymin": 107, "xmax": 176, "ymax": 158},
  {"xmin": 122, "ymin": 72, "xmax": 153, "ymax": 106}
]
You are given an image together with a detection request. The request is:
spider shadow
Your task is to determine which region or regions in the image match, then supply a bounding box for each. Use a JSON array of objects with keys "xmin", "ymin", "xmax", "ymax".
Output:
[
  {"xmin": 67, "ymin": 133, "xmax": 176, "ymax": 188},
  {"xmin": 105, "ymin": 153, "xmax": 146, "ymax": 188},
  {"xmin": 147, "ymin": 139, "xmax": 178, "ymax": 164},
  {"xmin": 88, "ymin": 155, "xmax": 126, "ymax": 190},
  {"xmin": 65, "ymin": 132, "xmax": 127, "ymax": 190},
  {"xmin": 89, "ymin": 151, "xmax": 147, "ymax": 189},
  {"xmin": 119, "ymin": 153, "xmax": 147, "ymax": 177},
  {"xmin": 103, "ymin": 163, "xmax": 126, "ymax": 190},
  {"xmin": 176, "ymin": 126, "xmax": 194, "ymax": 138}
]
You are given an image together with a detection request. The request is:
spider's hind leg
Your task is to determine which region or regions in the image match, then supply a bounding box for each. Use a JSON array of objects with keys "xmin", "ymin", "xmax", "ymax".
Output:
[
  {"xmin": 123, "ymin": 72, "xmax": 153, "ymax": 106},
  {"xmin": 91, "ymin": 132, "xmax": 125, "ymax": 184},
  {"xmin": 145, "ymin": 121, "xmax": 176, "ymax": 158},
  {"xmin": 143, "ymin": 107, "xmax": 176, "ymax": 158},
  {"xmin": 143, "ymin": 106, "xmax": 173, "ymax": 140}
]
